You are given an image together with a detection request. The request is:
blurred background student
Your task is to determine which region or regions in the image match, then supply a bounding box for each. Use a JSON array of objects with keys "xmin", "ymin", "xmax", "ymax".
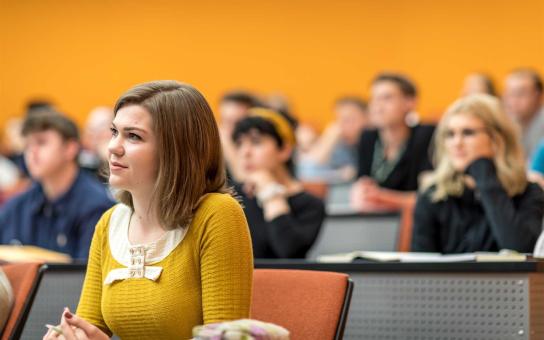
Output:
[
  {"xmin": 218, "ymin": 91, "xmax": 261, "ymax": 182},
  {"xmin": 351, "ymin": 73, "xmax": 435, "ymax": 212},
  {"xmin": 412, "ymin": 94, "xmax": 544, "ymax": 253},
  {"xmin": 0, "ymin": 113, "xmax": 114, "ymax": 260},
  {"xmin": 78, "ymin": 106, "xmax": 114, "ymax": 182},
  {"xmin": 297, "ymin": 96, "xmax": 369, "ymax": 184},
  {"xmin": 232, "ymin": 107, "xmax": 325, "ymax": 258},
  {"xmin": 460, "ymin": 73, "xmax": 497, "ymax": 97},
  {"xmin": 502, "ymin": 68, "xmax": 544, "ymax": 161}
]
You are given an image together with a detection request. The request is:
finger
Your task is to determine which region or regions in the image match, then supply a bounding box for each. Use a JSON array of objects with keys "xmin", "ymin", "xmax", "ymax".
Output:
[
  {"xmin": 60, "ymin": 313, "xmax": 78, "ymax": 340},
  {"xmin": 74, "ymin": 328, "xmax": 90, "ymax": 340},
  {"xmin": 43, "ymin": 327, "xmax": 59, "ymax": 340},
  {"xmin": 63, "ymin": 309, "xmax": 99, "ymax": 336}
]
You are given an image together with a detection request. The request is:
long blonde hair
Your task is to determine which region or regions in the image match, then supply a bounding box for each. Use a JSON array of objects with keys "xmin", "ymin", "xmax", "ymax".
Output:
[{"xmin": 422, "ymin": 94, "xmax": 527, "ymax": 202}]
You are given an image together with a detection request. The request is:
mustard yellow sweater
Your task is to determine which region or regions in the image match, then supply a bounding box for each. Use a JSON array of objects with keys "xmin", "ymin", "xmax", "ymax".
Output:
[{"xmin": 76, "ymin": 193, "xmax": 253, "ymax": 339}]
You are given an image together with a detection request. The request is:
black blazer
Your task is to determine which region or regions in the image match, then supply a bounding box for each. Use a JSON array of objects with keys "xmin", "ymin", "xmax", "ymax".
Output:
[{"xmin": 356, "ymin": 124, "xmax": 435, "ymax": 191}]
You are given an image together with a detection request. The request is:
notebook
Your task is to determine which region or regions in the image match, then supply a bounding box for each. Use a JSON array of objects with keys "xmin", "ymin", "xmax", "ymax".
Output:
[{"xmin": 317, "ymin": 250, "xmax": 526, "ymax": 263}]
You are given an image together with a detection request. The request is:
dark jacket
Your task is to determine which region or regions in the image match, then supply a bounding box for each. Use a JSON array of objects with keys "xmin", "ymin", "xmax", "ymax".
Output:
[
  {"xmin": 357, "ymin": 124, "xmax": 435, "ymax": 191},
  {"xmin": 235, "ymin": 184, "xmax": 325, "ymax": 259},
  {"xmin": 411, "ymin": 158, "xmax": 544, "ymax": 253}
]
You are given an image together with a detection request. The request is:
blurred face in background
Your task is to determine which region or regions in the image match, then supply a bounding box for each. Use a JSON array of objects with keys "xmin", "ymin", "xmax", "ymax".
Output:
[
  {"xmin": 219, "ymin": 101, "xmax": 251, "ymax": 133},
  {"xmin": 335, "ymin": 102, "xmax": 369, "ymax": 145},
  {"xmin": 369, "ymin": 81, "xmax": 415, "ymax": 129},
  {"xmin": 235, "ymin": 130, "xmax": 290, "ymax": 175},
  {"xmin": 24, "ymin": 130, "xmax": 78, "ymax": 180},
  {"xmin": 503, "ymin": 74, "xmax": 542, "ymax": 124},
  {"xmin": 295, "ymin": 124, "xmax": 318, "ymax": 153},
  {"xmin": 461, "ymin": 74, "xmax": 492, "ymax": 97},
  {"xmin": 83, "ymin": 107, "xmax": 114, "ymax": 161},
  {"xmin": 444, "ymin": 112, "xmax": 494, "ymax": 172}
]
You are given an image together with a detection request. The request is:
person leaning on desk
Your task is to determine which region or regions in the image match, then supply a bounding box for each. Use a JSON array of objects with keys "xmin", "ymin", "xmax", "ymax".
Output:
[{"xmin": 411, "ymin": 94, "xmax": 544, "ymax": 253}]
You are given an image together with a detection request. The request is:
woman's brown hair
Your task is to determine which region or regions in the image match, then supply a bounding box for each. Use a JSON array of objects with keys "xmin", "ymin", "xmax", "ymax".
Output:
[{"xmin": 114, "ymin": 80, "xmax": 229, "ymax": 229}]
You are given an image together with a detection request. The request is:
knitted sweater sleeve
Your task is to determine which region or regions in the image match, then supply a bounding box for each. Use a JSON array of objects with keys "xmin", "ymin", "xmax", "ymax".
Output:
[
  {"xmin": 198, "ymin": 194, "xmax": 254, "ymax": 324},
  {"xmin": 467, "ymin": 158, "xmax": 544, "ymax": 252},
  {"xmin": 76, "ymin": 207, "xmax": 115, "ymax": 336}
]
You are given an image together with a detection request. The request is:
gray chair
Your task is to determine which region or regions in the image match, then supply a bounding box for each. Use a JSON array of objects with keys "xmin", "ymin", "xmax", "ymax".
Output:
[{"xmin": 20, "ymin": 264, "xmax": 86, "ymax": 339}]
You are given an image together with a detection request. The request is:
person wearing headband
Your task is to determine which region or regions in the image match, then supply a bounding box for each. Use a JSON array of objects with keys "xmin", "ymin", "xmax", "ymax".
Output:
[{"xmin": 232, "ymin": 108, "xmax": 325, "ymax": 259}]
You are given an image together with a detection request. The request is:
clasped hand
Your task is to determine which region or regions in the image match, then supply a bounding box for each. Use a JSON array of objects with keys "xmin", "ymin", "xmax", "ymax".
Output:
[{"xmin": 43, "ymin": 308, "xmax": 109, "ymax": 340}]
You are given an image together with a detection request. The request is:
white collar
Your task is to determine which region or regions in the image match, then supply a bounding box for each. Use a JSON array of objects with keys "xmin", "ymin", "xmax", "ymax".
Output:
[{"xmin": 104, "ymin": 204, "xmax": 187, "ymax": 285}]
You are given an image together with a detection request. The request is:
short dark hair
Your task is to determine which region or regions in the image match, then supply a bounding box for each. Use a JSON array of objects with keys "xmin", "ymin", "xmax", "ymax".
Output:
[
  {"xmin": 22, "ymin": 112, "xmax": 80, "ymax": 142},
  {"xmin": 25, "ymin": 99, "xmax": 55, "ymax": 116},
  {"xmin": 335, "ymin": 96, "xmax": 368, "ymax": 113},
  {"xmin": 220, "ymin": 91, "xmax": 261, "ymax": 107},
  {"xmin": 478, "ymin": 73, "xmax": 497, "ymax": 97},
  {"xmin": 510, "ymin": 68, "xmax": 543, "ymax": 94},
  {"xmin": 232, "ymin": 110, "xmax": 298, "ymax": 174},
  {"xmin": 372, "ymin": 73, "xmax": 418, "ymax": 98}
]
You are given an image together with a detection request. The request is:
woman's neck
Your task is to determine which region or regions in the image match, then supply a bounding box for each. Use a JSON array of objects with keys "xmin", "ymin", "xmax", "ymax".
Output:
[{"xmin": 129, "ymin": 191, "xmax": 165, "ymax": 244}]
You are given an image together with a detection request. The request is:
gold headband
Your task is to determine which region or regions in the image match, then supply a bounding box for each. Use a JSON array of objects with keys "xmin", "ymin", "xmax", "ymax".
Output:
[{"xmin": 248, "ymin": 108, "xmax": 296, "ymax": 146}]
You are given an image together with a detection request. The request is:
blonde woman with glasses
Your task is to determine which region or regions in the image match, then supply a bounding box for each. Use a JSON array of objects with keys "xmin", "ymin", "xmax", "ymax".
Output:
[{"xmin": 411, "ymin": 94, "xmax": 544, "ymax": 253}]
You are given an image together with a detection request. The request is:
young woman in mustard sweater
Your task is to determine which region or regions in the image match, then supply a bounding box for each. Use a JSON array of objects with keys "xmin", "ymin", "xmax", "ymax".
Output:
[{"xmin": 44, "ymin": 81, "xmax": 253, "ymax": 340}]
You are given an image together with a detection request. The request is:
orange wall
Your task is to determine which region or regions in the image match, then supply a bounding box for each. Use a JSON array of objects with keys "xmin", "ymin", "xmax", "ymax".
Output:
[{"xmin": 1, "ymin": 0, "xmax": 544, "ymax": 132}]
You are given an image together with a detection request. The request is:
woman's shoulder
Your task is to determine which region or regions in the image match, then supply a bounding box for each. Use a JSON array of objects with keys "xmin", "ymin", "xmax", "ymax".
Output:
[
  {"xmin": 194, "ymin": 193, "xmax": 244, "ymax": 220},
  {"xmin": 191, "ymin": 193, "xmax": 248, "ymax": 236},
  {"xmin": 199, "ymin": 192, "xmax": 241, "ymax": 209}
]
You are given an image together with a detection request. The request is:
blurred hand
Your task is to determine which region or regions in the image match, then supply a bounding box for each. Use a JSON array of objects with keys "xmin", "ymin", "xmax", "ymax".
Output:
[
  {"xmin": 350, "ymin": 177, "xmax": 381, "ymax": 209},
  {"xmin": 43, "ymin": 308, "xmax": 109, "ymax": 340},
  {"xmin": 350, "ymin": 177, "xmax": 408, "ymax": 212},
  {"xmin": 243, "ymin": 170, "xmax": 277, "ymax": 198}
]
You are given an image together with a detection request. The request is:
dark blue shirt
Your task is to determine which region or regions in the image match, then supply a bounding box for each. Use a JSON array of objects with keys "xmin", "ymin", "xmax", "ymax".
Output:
[{"xmin": 0, "ymin": 170, "xmax": 115, "ymax": 260}]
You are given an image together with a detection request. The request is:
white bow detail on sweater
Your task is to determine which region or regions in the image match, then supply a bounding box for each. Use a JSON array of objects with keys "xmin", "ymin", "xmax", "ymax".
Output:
[{"xmin": 103, "ymin": 204, "xmax": 187, "ymax": 285}]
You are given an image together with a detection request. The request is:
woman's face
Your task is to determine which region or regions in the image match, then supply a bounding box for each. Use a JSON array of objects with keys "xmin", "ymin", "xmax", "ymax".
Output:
[
  {"xmin": 235, "ymin": 130, "xmax": 290, "ymax": 176},
  {"xmin": 444, "ymin": 112, "xmax": 495, "ymax": 172},
  {"xmin": 108, "ymin": 104, "xmax": 158, "ymax": 193}
]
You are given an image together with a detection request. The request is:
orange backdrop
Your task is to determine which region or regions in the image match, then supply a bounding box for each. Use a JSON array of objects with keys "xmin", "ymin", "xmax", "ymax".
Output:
[{"xmin": 1, "ymin": 0, "xmax": 543, "ymax": 132}]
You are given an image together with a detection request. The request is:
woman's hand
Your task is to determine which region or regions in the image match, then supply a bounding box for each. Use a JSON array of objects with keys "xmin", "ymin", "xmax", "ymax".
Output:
[{"xmin": 43, "ymin": 308, "xmax": 109, "ymax": 340}]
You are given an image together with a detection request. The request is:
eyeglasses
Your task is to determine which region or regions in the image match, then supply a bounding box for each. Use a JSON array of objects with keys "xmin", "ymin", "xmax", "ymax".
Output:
[{"xmin": 444, "ymin": 127, "xmax": 488, "ymax": 139}]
